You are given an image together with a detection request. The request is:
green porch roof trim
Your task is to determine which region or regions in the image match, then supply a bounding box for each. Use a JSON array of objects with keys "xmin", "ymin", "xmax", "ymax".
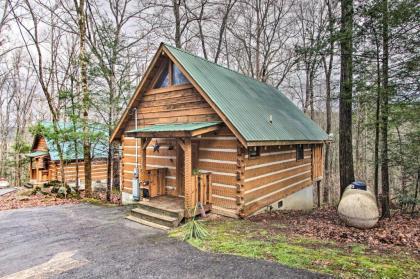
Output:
[
  {"xmin": 27, "ymin": 151, "xmax": 49, "ymax": 157},
  {"xmin": 164, "ymin": 44, "xmax": 328, "ymax": 142},
  {"xmin": 128, "ymin": 121, "xmax": 221, "ymax": 133},
  {"xmin": 33, "ymin": 121, "xmax": 108, "ymax": 161}
]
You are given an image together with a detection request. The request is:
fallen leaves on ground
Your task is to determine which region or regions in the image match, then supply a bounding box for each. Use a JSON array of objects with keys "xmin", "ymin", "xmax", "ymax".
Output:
[
  {"xmin": 0, "ymin": 189, "xmax": 80, "ymax": 211},
  {"xmin": 248, "ymin": 207, "xmax": 419, "ymax": 256},
  {"xmin": 0, "ymin": 187, "xmax": 120, "ymax": 211}
]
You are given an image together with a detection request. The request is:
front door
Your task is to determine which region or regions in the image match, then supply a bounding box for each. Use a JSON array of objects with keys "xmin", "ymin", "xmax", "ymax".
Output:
[{"xmin": 176, "ymin": 142, "xmax": 199, "ymax": 197}]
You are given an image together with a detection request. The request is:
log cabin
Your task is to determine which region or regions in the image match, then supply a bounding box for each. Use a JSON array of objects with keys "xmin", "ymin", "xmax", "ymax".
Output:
[
  {"xmin": 28, "ymin": 121, "xmax": 108, "ymax": 188},
  {"xmin": 111, "ymin": 43, "xmax": 328, "ymax": 229}
]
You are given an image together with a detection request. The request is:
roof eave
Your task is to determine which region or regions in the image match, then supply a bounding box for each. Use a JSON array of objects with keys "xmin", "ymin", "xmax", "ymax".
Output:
[{"xmin": 247, "ymin": 139, "xmax": 327, "ymax": 147}]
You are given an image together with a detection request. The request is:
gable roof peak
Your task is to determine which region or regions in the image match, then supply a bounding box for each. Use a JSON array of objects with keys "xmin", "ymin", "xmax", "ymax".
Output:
[{"xmin": 161, "ymin": 43, "xmax": 277, "ymax": 91}]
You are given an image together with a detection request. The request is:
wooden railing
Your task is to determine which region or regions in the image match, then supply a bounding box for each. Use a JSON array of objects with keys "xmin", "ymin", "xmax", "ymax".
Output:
[{"xmin": 191, "ymin": 173, "xmax": 212, "ymax": 208}]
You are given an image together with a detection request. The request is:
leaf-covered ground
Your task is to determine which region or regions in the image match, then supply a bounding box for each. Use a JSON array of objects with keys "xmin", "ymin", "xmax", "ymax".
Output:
[
  {"xmin": 249, "ymin": 207, "xmax": 419, "ymax": 254},
  {"xmin": 170, "ymin": 209, "xmax": 420, "ymax": 279},
  {"xmin": 0, "ymin": 187, "xmax": 120, "ymax": 211}
]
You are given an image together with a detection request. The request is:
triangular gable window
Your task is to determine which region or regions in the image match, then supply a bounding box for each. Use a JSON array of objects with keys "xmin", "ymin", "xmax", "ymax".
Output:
[
  {"xmin": 153, "ymin": 61, "xmax": 189, "ymax": 89},
  {"xmin": 173, "ymin": 64, "xmax": 189, "ymax": 85},
  {"xmin": 154, "ymin": 64, "xmax": 169, "ymax": 88}
]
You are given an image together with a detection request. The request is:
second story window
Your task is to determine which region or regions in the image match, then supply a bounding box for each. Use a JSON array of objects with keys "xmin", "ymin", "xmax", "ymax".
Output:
[
  {"xmin": 154, "ymin": 64, "xmax": 169, "ymax": 88},
  {"xmin": 173, "ymin": 64, "xmax": 189, "ymax": 85}
]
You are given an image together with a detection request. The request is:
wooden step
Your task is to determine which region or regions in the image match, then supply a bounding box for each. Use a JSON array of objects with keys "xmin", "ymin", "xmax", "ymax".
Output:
[
  {"xmin": 130, "ymin": 208, "xmax": 179, "ymax": 228},
  {"xmin": 125, "ymin": 215, "xmax": 171, "ymax": 231},
  {"xmin": 136, "ymin": 202, "xmax": 184, "ymax": 219}
]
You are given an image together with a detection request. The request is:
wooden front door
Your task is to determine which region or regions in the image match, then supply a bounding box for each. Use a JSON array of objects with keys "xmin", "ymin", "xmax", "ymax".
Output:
[{"xmin": 176, "ymin": 141, "xmax": 199, "ymax": 197}]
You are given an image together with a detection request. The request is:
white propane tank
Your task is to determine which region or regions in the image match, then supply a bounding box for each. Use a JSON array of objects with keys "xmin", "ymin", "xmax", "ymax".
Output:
[{"xmin": 338, "ymin": 184, "xmax": 379, "ymax": 229}]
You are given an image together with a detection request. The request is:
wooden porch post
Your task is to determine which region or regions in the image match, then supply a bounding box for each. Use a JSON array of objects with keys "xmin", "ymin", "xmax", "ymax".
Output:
[
  {"xmin": 29, "ymin": 158, "xmax": 32, "ymax": 181},
  {"xmin": 183, "ymin": 138, "xmax": 193, "ymax": 210}
]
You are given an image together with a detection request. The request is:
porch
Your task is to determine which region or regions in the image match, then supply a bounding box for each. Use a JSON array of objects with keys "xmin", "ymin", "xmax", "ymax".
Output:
[
  {"xmin": 27, "ymin": 151, "xmax": 50, "ymax": 184},
  {"xmin": 125, "ymin": 122, "xmax": 220, "ymax": 228}
]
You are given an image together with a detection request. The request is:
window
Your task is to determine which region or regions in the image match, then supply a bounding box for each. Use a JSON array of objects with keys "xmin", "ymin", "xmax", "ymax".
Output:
[
  {"xmin": 154, "ymin": 61, "xmax": 189, "ymax": 89},
  {"xmin": 172, "ymin": 64, "xmax": 189, "ymax": 85},
  {"xmin": 248, "ymin": 146, "xmax": 261, "ymax": 158},
  {"xmin": 154, "ymin": 64, "xmax": 169, "ymax": 88},
  {"xmin": 296, "ymin": 144, "xmax": 304, "ymax": 161}
]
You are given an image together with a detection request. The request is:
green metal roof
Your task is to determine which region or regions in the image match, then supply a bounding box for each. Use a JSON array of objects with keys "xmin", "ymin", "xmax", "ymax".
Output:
[
  {"xmin": 128, "ymin": 122, "xmax": 221, "ymax": 133},
  {"xmin": 33, "ymin": 121, "xmax": 108, "ymax": 161},
  {"xmin": 164, "ymin": 44, "xmax": 328, "ymax": 142},
  {"xmin": 27, "ymin": 151, "xmax": 49, "ymax": 157}
]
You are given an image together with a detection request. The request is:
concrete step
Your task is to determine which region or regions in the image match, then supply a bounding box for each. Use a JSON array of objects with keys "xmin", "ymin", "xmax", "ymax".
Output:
[
  {"xmin": 125, "ymin": 215, "xmax": 171, "ymax": 231},
  {"xmin": 136, "ymin": 202, "xmax": 184, "ymax": 219},
  {"xmin": 130, "ymin": 208, "xmax": 179, "ymax": 228}
]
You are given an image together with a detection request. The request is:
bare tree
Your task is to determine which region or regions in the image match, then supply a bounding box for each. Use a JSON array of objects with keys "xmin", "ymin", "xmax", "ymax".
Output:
[
  {"xmin": 227, "ymin": 0, "xmax": 297, "ymax": 86},
  {"xmin": 9, "ymin": 0, "xmax": 73, "ymax": 185},
  {"xmin": 73, "ymin": 0, "xmax": 93, "ymax": 197},
  {"xmin": 321, "ymin": 0, "xmax": 337, "ymax": 204},
  {"xmin": 9, "ymin": 51, "xmax": 37, "ymax": 186},
  {"xmin": 294, "ymin": 0, "xmax": 327, "ymax": 119},
  {"xmin": 86, "ymin": 0, "xmax": 155, "ymax": 200}
]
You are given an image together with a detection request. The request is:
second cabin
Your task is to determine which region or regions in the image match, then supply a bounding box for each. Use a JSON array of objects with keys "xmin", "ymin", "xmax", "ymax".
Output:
[
  {"xmin": 111, "ymin": 43, "xmax": 328, "ymax": 228},
  {"xmin": 28, "ymin": 121, "xmax": 109, "ymax": 188}
]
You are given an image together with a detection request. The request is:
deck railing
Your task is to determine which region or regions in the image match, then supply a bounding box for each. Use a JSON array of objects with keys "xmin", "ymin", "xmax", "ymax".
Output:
[{"xmin": 191, "ymin": 173, "xmax": 212, "ymax": 208}]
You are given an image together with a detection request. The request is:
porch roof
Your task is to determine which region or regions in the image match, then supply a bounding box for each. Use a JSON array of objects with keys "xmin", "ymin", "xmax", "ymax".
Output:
[
  {"xmin": 27, "ymin": 150, "xmax": 49, "ymax": 158},
  {"xmin": 126, "ymin": 121, "xmax": 222, "ymax": 138}
]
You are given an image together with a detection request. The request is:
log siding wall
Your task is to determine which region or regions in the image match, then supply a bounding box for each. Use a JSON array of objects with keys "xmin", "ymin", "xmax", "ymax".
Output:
[
  {"xmin": 54, "ymin": 160, "xmax": 108, "ymax": 183},
  {"xmin": 121, "ymin": 136, "xmax": 177, "ymax": 195},
  {"xmin": 197, "ymin": 129, "xmax": 240, "ymax": 217},
  {"xmin": 115, "ymin": 73, "xmax": 324, "ymax": 218},
  {"xmin": 241, "ymin": 145, "xmax": 314, "ymax": 216},
  {"xmin": 125, "ymin": 84, "xmax": 221, "ymax": 130}
]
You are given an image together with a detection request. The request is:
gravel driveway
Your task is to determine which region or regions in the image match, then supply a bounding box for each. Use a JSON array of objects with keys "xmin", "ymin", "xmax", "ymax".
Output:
[{"xmin": 0, "ymin": 204, "xmax": 328, "ymax": 278}]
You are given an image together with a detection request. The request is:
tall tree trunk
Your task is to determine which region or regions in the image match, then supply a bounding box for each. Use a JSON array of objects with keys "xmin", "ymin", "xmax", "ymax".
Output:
[
  {"xmin": 197, "ymin": 3, "xmax": 207, "ymax": 60},
  {"xmin": 106, "ymin": 129, "xmax": 112, "ymax": 201},
  {"xmin": 380, "ymin": 0, "xmax": 390, "ymax": 218},
  {"xmin": 355, "ymin": 97, "xmax": 361, "ymax": 178},
  {"xmin": 322, "ymin": 55, "xmax": 332, "ymax": 204},
  {"xmin": 309, "ymin": 69, "xmax": 315, "ymax": 120},
  {"xmin": 323, "ymin": 0, "xmax": 334, "ymax": 205},
  {"xmin": 411, "ymin": 169, "xmax": 419, "ymax": 216},
  {"xmin": 373, "ymin": 38, "xmax": 381, "ymax": 202},
  {"xmin": 172, "ymin": 0, "xmax": 181, "ymax": 48},
  {"xmin": 70, "ymin": 78, "xmax": 80, "ymax": 191},
  {"xmin": 76, "ymin": 0, "xmax": 92, "ymax": 198},
  {"xmin": 339, "ymin": 0, "xmax": 355, "ymax": 196},
  {"xmin": 214, "ymin": 0, "xmax": 236, "ymax": 63}
]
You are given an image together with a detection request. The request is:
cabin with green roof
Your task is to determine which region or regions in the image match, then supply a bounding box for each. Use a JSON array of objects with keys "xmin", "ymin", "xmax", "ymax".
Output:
[
  {"xmin": 28, "ymin": 121, "xmax": 108, "ymax": 187},
  {"xmin": 111, "ymin": 43, "xmax": 328, "ymax": 229}
]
